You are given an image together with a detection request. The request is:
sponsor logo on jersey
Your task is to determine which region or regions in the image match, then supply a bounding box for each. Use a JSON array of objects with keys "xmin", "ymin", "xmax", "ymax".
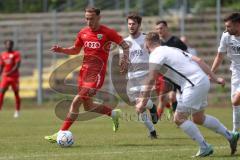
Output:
[
  {"xmin": 130, "ymin": 49, "xmax": 143, "ymax": 59},
  {"xmin": 229, "ymin": 41, "xmax": 240, "ymax": 54},
  {"xmin": 97, "ymin": 34, "xmax": 103, "ymax": 40},
  {"xmin": 84, "ymin": 41, "xmax": 101, "ymax": 49}
]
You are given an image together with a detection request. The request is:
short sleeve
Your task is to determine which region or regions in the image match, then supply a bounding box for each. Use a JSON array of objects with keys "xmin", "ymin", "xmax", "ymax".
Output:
[
  {"xmin": 107, "ymin": 28, "xmax": 123, "ymax": 45},
  {"xmin": 149, "ymin": 49, "xmax": 165, "ymax": 66},
  {"xmin": 218, "ymin": 32, "xmax": 227, "ymax": 54},
  {"xmin": 178, "ymin": 40, "xmax": 188, "ymax": 51},
  {"xmin": 174, "ymin": 38, "xmax": 188, "ymax": 51},
  {"xmin": 74, "ymin": 31, "xmax": 84, "ymax": 48}
]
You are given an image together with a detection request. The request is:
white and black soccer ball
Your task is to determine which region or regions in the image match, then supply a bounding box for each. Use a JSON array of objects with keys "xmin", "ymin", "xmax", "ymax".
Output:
[{"xmin": 57, "ymin": 131, "xmax": 74, "ymax": 147}]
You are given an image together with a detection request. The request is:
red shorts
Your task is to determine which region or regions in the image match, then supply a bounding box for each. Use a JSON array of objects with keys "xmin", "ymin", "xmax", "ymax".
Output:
[
  {"xmin": 0, "ymin": 77, "xmax": 19, "ymax": 92},
  {"xmin": 155, "ymin": 74, "xmax": 165, "ymax": 95},
  {"xmin": 155, "ymin": 74, "xmax": 178, "ymax": 95},
  {"xmin": 77, "ymin": 69, "xmax": 105, "ymax": 99}
]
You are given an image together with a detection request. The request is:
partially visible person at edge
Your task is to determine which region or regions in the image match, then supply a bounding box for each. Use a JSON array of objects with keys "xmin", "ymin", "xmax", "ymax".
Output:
[
  {"xmin": 0, "ymin": 40, "xmax": 21, "ymax": 118},
  {"xmin": 137, "ymin": 32, "xmax": 239, "ymax": 157},
  {"xmin": 211, "ymin": 12, "xmax": 240, "ymax": 132}
]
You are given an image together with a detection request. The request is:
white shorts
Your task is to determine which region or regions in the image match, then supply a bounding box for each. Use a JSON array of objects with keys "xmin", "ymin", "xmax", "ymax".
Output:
[
  {"xmin": 127, "ymin": 75, "xmax": 147, "ymax": 103},
  {"xmin": 176, "ymin": 76, "xmax": 210, "ymax": 114},
  {"xmin": 231, "ymin": 72, "xmax": 240, "ymax": 99}
]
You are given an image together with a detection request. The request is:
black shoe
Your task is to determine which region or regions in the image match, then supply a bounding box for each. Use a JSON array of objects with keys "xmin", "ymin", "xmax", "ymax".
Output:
[
  {"xmin": 172, "ymin": 101, "xmax": 177, "ymax": 112},
  {"xmin": 149, "ymin": 130, "xmax": 158, "ymax": 139},
  {"xmin": 149, "ymin": 104, "xmax": 159, "ymax": 124}
]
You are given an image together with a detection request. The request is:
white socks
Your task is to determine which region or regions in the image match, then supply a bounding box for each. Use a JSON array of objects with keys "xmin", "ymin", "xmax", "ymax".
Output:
[
  {"xmin": 140, "ymin": 111, "xmax": 155, "ymax": 132},
  {"xmin": 203, "ymin": 115, "xmax": 232, "ymax": 141},
  {"xmin": 233, "ymin": 106, "xmax": 240, "ymax": 132},
  {"xmin": 179, "ymin": 120, "xmax": 208, "ymax": 149},
  {"xmin": 145, "ymin": 99, "xmax": 153, "ymax": 109},
  {"xmin": 179, "ymin": 115, "xmax": 234, "ymax": 149}
]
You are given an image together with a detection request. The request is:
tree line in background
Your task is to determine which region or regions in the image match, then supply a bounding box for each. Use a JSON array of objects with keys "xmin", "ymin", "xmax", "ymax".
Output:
[{"xmin": 0, "ymin": 0, "xmax": 239, "ymax": 14}]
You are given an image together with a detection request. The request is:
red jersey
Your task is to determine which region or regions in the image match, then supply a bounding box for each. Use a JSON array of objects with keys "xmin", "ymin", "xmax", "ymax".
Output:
[
  {"xmin": 0, "ymin": 51, "xmax": 21, "ymax": 78},
  {"xmin": 74, "ymin": 25, "xmax": 123, "ymax": 88}
]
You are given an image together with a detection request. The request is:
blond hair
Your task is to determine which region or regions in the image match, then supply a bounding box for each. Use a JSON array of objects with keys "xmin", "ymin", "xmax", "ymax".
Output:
[{"xmin": 145, "ymin": 32, "xmax": 161, "ymax": 45}]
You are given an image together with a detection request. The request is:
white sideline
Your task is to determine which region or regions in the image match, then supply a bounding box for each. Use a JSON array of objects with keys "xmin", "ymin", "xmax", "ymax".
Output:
[{"xmin": 0, "ymin": 146, "xmax": 231, "ymax": 160}]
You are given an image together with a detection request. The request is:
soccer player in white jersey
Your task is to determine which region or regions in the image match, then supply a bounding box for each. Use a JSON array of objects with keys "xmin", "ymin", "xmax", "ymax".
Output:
[
  {"xmin": 136, "ymin": 32, "xmax": 239, "ymax": 157},
  {"xmin": 211, "ymin": 12, "xmax": 240, "ymax": 132},
  {"xmin": 119, "ymin": 13, "xmax": 158, "ymax": 138}
]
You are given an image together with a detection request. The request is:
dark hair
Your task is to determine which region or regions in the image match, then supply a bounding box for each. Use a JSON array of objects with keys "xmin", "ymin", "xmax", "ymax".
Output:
[
  {"xmin": 224, "ymin": 12, "xmax": 240, "ymax": 23},
  {"xmin": 155, "ymin": 20, "xmax": 168, "ymax": 26},
  {"xmin": 126, "ymin": 12, "xmax": 142, "ymax": 24},
  {"xmin": 4, "ymin": 40, "xmax": 14, "ymax": 46},
  {"xmin": 84, "ymin": 6, "xmax": 101, "ymax": 16}
]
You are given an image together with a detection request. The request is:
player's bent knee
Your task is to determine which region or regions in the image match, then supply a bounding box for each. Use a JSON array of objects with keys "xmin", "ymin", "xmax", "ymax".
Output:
[
  {"xmin": 232, "ymin": 99, "xmax": 240, "ymax": 106},
  {"xmin": 74, "ymin": 95, "xmax": 82, "ymax": 102},
  {"xmin": 232, "ymin": 93, "xmax": 240, "ymax": 106},
  {"xmin": 173, "ymin": 113, "xmax": 187, "ymax": 126},
  {"xmin": 192, "ymin": 116, "xmax": 204, "ymax": 125},
  {"xmin": 83, "ymin": 105, "xmax": 91, "ymax": 111},
  {"xmin": 192, "ymin": 111, "xmax": 205, "ymax": 125}
]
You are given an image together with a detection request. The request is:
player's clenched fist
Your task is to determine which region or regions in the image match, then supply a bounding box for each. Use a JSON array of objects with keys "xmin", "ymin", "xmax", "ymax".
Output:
[{"xmin": 216, "ymin": 77, "xmax": 225, "ymax": 87}]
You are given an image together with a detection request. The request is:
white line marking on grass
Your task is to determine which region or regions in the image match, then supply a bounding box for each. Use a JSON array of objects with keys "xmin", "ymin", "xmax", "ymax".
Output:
[{"xmin": 0, "ymin": 146, "xmax": 230, "ymax": 160}]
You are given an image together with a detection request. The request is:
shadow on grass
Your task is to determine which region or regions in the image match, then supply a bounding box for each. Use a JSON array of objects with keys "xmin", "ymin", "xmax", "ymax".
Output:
[
  {"xmin": 210, "ymin": 154, "xmax": 240, "ymax": 159},
  {"xmin": 115, "ymin": 143, "xmax": 195, "ymax": 148}
]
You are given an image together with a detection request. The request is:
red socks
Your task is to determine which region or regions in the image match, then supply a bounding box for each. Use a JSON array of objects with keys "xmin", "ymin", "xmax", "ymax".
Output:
[
  {"xmin": 60, "ymin": 117, "xmax": 76, "ymax": 131},
  {"xmin": 60, "ymin": 105, "xmax": 112, "ymax": 131},
  {"xmin": 15, "ymin": 93, "xmax": 21, "ymax": 111},
  {"xmin": 0, "ymin": 93, "xmax": 4, "ymax": 110},
  {"xmin": 90, "ymin": 105, "xmax": 112, "ymax": 116}
]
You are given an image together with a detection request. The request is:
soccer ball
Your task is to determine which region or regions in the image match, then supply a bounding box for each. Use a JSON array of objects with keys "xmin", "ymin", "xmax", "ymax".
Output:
[{"xmin": 57, "ymin": 131, "xmax": 74, "ymax": 147}]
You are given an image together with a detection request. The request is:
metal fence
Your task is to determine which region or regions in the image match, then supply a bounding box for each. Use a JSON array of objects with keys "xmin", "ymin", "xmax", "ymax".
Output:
[{"xmin": 0, "ymin": 0, "xmax": 234, "ymax": 103}]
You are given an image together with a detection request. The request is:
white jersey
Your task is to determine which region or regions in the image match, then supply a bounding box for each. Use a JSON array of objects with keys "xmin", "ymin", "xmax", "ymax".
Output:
[
  {"xmin": 149, "ymin": 46, "xmax": 207, "ymax": 89},
  {"xmin": 119, "ymin": 33, "xmax": 149, "ymax": 79},
  {"xmin": 218, "ymin": 31, "xmax": 240, "ymax": 74}
]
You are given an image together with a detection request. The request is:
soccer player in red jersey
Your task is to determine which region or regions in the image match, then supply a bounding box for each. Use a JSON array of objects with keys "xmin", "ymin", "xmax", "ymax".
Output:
[
  {"xmin": 45, "ymin": 7, "xmax": 129, "ymax": 142},
  {"xmin": 0, "ymin": 40, "xmax": 21, "ymax": 118}
]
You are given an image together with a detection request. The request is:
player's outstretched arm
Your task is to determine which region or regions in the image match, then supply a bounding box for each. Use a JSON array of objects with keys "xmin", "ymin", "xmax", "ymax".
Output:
[
  {"xmin": 192, "ymin": 55, "xmax": 225, "ymax": 86},
  {"xmin": 118, "ymin": 41, "xmax": 129, "ymax": 74},
  {"xmin": 50, "ymin": 45, "xmax": 81, "ymax": 55},
  {"xmin": 211, "ymin": 53, "xmax": 224, "ymax": 73}
]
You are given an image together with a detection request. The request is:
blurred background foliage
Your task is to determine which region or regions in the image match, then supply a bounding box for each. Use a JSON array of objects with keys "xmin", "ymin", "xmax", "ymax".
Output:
[{"xmin": 0, "ymin": 0, "xmax": 239, "ymax": 14}]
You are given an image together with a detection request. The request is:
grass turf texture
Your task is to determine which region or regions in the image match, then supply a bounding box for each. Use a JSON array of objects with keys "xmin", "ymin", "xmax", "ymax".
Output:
[{"xmin": 0, "ymin": 101, "xmax": 239, "ymax": 160}]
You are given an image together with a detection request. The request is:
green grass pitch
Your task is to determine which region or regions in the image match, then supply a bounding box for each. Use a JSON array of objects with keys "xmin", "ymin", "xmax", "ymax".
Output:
[{"xmin": 0, "ymin": 101, "xmax": 239, "ymax": 160}]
